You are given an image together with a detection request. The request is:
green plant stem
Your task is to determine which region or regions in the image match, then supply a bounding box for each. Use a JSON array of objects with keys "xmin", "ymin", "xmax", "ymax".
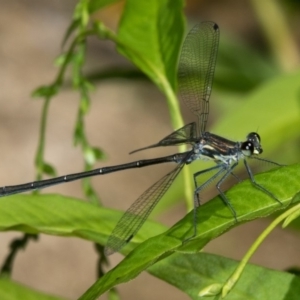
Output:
[
  {"xmin": 251, "ymin": 0, "xmax": 300, "ymax": 72},
  {"xmin": 0, "ymin": 234, "xmax": 38, "ymax": 277},
  {"xmin": 35, "ymin": 97, "xmax": 51, "ymax": 181},
  {"xmin": 34, "ymin": 29, "xmax": 95, "ymax": 181},
  {"xmin": 222, "ymin": 203, "xmax": 300, "ymax": 297},
  {"xmin": 165, "ymin": 83, "xmax": 193, "ymax": 211}
]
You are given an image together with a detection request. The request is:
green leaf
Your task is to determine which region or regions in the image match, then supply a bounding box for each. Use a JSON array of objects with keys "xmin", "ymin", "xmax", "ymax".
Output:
[
  {"xmin": 79, "ymin": 164, "xmax": 300, "ymax": 299},
  {"xmin": 86, "ymin": 67, "xmax": 147, "ymax": 82},
  {"xmin": 92, "ymin": 3, "xmax": 186, "ymax": 144},
  {"xmin": 83, "ymin": 146, "xmax": 106, "ymax": 165},
  {"xmin": 0, "ymin": 194, "xmax": 166, "ymax": 245},
  {"xmin": 83, "ymin": 147, "xmax": 97, "ymax": 165},
  {"xmin": 54, "ymin": 54, "xmax": 68, "ymax": 67},
  {"xmin": 42, "ymin": 163, "xmax": 56, "ymax": 177},
  {"xmin": 0, "ymin": 277, "xmax": 67, "ymax": 300},
  {"xmin": 148, "ymin": 252, "xmax": 300, "ymax": 300},
  {"xmin": 107, "ymin": 288, "xmax": 120, "ymax": 300},
  {"xmin": 31, "ymin": 85, "xmax": 58, "ymax": 99},
  {"xmin": 73, "ymin": 0, "xmax": 90, "ymax": 28},
  {"xmin": 88, "ymin": 0, "xmax": 121, "ymax": 14},
  {"xmin": 91, "ymin": 147, "xmax": 106, "ymax": 161},
  {"xmin": 117, "ymin": 0, "xmax": 185, "ymax": 91}
]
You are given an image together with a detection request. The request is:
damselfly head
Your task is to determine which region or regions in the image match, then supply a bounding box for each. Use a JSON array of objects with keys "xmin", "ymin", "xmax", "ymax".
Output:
[{"xmin": 241, "ymin": 132, "xmax": 263, "ymax": 156}]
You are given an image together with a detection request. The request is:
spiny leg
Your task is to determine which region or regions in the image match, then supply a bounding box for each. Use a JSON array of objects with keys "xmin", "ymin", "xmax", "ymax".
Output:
[
  {"xmin": 243, "ymin": 159, "xmax": 282, "ymax": 205},
  {"xmin": 230, "ymin": 171, "xmax": 242, "ymax": 183},
  {"xmin": 251, "ymin": 156, "xmax": 285, "ymax": 167},
  {"xmin": 183, "ymin": 164, "xmax": 226, "ymax": 243},
  {"xmin": 215, "ymin": 161, "xmax": 239, "ymax": 221},
  {"xmin": 193, "ymin": 164, "xmax": 225, "ymax": 207}
]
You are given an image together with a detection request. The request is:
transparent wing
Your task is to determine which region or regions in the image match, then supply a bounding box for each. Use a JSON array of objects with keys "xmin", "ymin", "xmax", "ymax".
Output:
[
  {"xmin": 104, "ymin": 153, "xmax": 190, "ymax": 255},
  {"xmin": 178, "ymin": 22, "xmax": 219, "ymax": 134},
  {"xmin": 130, "ymin": 122, "xmax": 197, "ymax": 154}
]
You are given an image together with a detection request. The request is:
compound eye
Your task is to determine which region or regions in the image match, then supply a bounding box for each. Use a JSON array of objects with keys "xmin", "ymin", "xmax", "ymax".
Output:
[
  {"xmin": 247, "ymin": 132, "xmax": 260, "ymax": 143},
  {"xmin": 241, "ymin": 141, "xmax": 254, "ymax": 156}
]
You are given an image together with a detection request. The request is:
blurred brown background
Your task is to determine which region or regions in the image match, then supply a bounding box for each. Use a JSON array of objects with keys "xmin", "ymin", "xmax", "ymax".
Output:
[{"xmin": 0, "ymin": 1, "xmax": 299, "ymax": 299}]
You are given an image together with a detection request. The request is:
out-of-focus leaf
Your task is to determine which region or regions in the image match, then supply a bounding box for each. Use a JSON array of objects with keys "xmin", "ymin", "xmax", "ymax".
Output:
[
  {"xmin": 0, "ymin": 277, "xmax": 67, "ymax": 300},
  {"xmin": 117, "ymin": 0, "xmax": 185, "ymax": 92},
  {"xmin": 31, "ymin": 85, "xmax": 58, "ymax": 99},
  {"xmin": 42, "ymin": 163, "xmax": 56, "ymax": 177},
  {"xmin": 148, "ymin": 252, "xmax": 300, "ymax": 300},
  {"xmin": 83, "ymin": 147, "xmax": 105, "ymax": 165},
  {"xmin": 88, "ymin": 0, "xmax": 121, "ymax": 14},
  {"xmin": 0, "ymin": 194, "xmax": 166, "ymax": 245},
  {"xmin": 214, "ymin": 32, "xmax": 279, "ymax": 92},
  {"xmin": 212, "ymin": 70, "xmax": 300, "ymax": 164}
]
